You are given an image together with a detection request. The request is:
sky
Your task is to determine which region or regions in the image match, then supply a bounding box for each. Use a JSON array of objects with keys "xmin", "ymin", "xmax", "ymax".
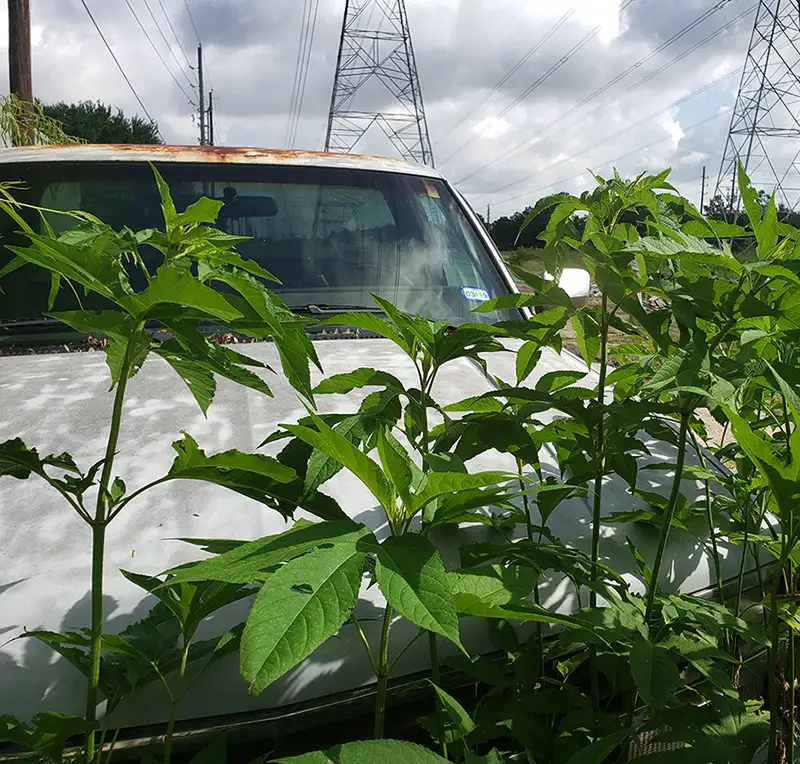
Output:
[{"xmin": 0, "ymin": 0, "xmax": 783, "ymax": 218}]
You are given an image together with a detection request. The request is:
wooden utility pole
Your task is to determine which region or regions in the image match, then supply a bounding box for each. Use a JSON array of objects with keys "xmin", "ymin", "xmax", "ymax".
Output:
[
  {"xmin": 208, "ymin": 90, "xmax": 214, "ymax": 146},
  {"xmin": 700, "ymin": 165, "xmax": 707, "ymax": 213},
  {"xmin": 8, "ymin": 0, "xmax": 34, "ymax": 145},
  {"xmin": 198, "ymin": 44, "xmax": 206, "ymax": 145}
]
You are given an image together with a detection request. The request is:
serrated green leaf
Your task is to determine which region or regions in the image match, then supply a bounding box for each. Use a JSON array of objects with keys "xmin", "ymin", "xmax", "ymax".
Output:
[
  {"xmin": 315, "ymin": 368, "xmax": 405, "ymax": 396},
  {"xmin": 535, "ymin": 369, "xmax": 587, "ymax": 393},
  {"xmin": 166, "ymin": 432, "xmax": 297, "ymax": 513},
  {"xmin": 120, "ymin": 266, "xmax": 243, "ymax": 322},
  {"xmin": 630, "ymin": 640, "xmax": 680, "ymax": 709},
  {"xmin": 572, "ymin": 310, "xmax": 600, "ymax": 369},
  {"xmin": 176, "ymin": 197, "xmax": 224, "ymax": 227},
  {"xmin": 240, "ymin": 533, "xmax": 368, "ymax": 694},
  {"xmin": 449, "ymin": 565, "xmax": 538, "ymax": 606},
  {"xmin": 7, "ymin": 233, "xmax": 132, "ymax": 303},
  {"xmin": 156, "ymin": 327, "xmax": 273, "ymax": 411},
  {"xmin": 283, "ymin": 409, "xmax": 395, "ymax": 513},
  {"xmin": 515, "ymin": 340, "xmax": 541, "ymax": 384},
  {"xmin": 165, "ymin": 520, "xmax": 369, "ymax": 585},
  {"xmin": 375, "ymin": 534, "xmax": 463, "ymax": 649},
  {"xmin": 430, "ymin": 683, "xmax": 475, "ymax": 741},
  {"xmin": 0, "ymin": 439, "xmax": 78, "ymax": 480},
  {"xmin": 159, "ymin": 353, "xmax": 217, "ymax": 414},
  {"xmin": 377, "ymin": 429, "xmax": 413, "ymax": 508},
  {"xmin": 412, "ymin": 471, "xmax": 513, "ymax": 514},
  {"xmin": 276, "ymin": 740, "xmax": 450, "ymax": 764},
  {"xmin": 152, "ymin": 165, "xmax": 177, "ymax": 226}
]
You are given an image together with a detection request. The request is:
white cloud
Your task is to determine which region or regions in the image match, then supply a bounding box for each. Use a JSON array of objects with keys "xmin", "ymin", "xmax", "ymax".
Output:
[
  {"xmin": 470, "ymin": 116, "xmax": 510, "ymax": 140},
  {"xmin": 0, "ymin": 0, "xmax": 763, "ymax": 216},
  {"xmin": 660, "ymin": 116, "xmax": 685, "ymax": 148}
]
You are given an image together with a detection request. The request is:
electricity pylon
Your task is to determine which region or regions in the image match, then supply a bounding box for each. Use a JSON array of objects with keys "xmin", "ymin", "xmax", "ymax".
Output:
[
  {"xmin": 325, "ymin": 0, "xmax": 434, "ymax": 167},
  {"xmin": 715, "ymin": 0, "xmax": 800, "ymax": 212}
]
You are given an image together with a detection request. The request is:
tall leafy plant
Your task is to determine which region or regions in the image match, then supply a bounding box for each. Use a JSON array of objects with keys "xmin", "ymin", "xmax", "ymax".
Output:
[{"xmin": 0, "ymin": 169, "xmax": 326, "ymax": 763}]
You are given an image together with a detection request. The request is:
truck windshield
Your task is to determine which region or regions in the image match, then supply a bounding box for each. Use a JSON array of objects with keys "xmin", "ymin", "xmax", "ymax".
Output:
[{"xmin": 0, "ymin": 161, "xmax": 519, "ymax": 334}]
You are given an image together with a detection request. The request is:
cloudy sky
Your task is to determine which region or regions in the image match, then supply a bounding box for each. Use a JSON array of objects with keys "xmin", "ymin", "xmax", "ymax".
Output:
[{"xmin": 0, "ymin": 0, "xmax": 782, "ymax": 217}]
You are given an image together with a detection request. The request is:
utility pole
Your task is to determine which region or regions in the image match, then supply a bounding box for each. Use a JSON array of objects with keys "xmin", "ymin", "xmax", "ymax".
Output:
[
  {"xmin": 208, "ymin": 90, "xmax": 214, "ymax": 146},
  {"xmin": 486, "ymin": 204, "xmax": 491, "ymax": 227},
  {"xmin": 197, "ymin": 44, "xmax": 206, "ymax": 145},
  {"xmin": 7, "ymin": 0, "xmax": 34, "ymax": 145},
  {"xmin": 700, "ymin": 165, "xmax": 706, "ymax": 214}
]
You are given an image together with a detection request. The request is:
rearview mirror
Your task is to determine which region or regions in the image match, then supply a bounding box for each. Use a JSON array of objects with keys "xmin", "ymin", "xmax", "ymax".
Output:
[{"xmin": 218, "ymin": 195, "xmax": 279, "ymax": 219}]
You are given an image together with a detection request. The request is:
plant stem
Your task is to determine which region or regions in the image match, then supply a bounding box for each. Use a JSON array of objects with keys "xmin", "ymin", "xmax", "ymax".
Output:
[
  {"xmin": 429, "ymin": 632, "xmax": 448, "ymax": 759},
  {"xmin": 689, "ymin": 429, "xmax": 724, "ymax": 605},
  {"xmin": 351, "ymin": 613, "xmax": 378, "ymax": 676},
  {"xmin": 374, "ymin": 605, "xmax": 394, "ymax": 739},
  {"xmin": 590, "ymin": 291, "xmax": 610, "ymax": 610},
  {"xmin": 769, "ymin": 549, "xmax": 791, "ymax": 764},
  {"xmin": 84, "ymin": 340, "xmax": 136, "ymax": 764},
  {"xmin": 645, "ymin": 410, "xmax": 690, "ymax": 623},
  {"xmin": 164, "ymin": 705, "xmax": 176, "ymax": 764},
  {"xmin": 790, "ymin": 631, "xmax": 796, "ymax": 764},
  {"xmin": 735, "ymin": 498, "xmax": 752, "ymax": 620},
  {"xmin": 518, "ymin": 461, "xmax": 545, "ymax": 679},
  {"xmin": 84, "ymin": 522, "xmax": 106, "ymax": 762},
  {"xmin": 180, "ymin": 643, "xmax": 190, "ymax": 678},
  {"xmin": 589, "ymin": 292, "xmax": 609, "ymax": 725}
]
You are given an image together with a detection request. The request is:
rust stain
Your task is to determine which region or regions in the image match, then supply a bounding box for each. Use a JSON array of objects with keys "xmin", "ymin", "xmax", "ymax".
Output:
[{"xmin": 13, "ymin": 143, "xmax": 411, "ymax": 166}]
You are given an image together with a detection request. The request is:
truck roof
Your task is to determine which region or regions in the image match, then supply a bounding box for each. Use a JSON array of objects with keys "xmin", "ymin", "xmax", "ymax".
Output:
[{"xmin": 0, "ymin": 144, "xmax": 445, "ymax": 179}]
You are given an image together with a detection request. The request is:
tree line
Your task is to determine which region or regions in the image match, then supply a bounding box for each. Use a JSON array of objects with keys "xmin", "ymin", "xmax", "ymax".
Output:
[{"xmin": 482, "ymin": 188, "xmax": 800, "ymax": 255}]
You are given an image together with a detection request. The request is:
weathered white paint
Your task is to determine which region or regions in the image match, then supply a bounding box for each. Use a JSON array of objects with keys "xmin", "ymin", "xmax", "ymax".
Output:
[
  {"xmin": 0, "ymin": 145, "xmax": 441, "ymax": 178},
  {"xmin": 0, "ymin": 338, "xmax": 754, "ymax": 730}
]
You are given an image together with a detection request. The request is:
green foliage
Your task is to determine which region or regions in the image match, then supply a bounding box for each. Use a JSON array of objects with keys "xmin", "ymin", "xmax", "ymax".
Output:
[
  {"xmin": 0, "ymin": 93, "xmax": 85, "ymax": 147},
  {"xmin": 241, "ymin": 527, "xmax": 369, "ymax": 694},
  {"xmin": 5, "ymin": 160, "xmax": 800, "ymax": 764},
  {"xmin": 275, "ymin": 740, "xmax": 450, "ymax": 763},
  {"xmin": 41, "ymin": 100, "xmax": 161, "ymax": 144}
]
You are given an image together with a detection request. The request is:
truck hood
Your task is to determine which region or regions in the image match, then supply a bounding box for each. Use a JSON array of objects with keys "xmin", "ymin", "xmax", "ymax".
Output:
[{"xmin": 0, "ymin": 338, "xmax": 752, "ymax": 729}]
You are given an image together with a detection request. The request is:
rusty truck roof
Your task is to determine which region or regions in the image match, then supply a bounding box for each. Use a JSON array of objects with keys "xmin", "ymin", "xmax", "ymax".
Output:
[{"xmin": 0, "ymin": 144, "xmax": 445, "ymax": 178}]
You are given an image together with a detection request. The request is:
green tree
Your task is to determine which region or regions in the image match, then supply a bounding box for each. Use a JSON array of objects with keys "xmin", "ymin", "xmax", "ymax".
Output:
[{"xmin": 41, "ymin": 100, "xmax": 162, "ymax": 145}]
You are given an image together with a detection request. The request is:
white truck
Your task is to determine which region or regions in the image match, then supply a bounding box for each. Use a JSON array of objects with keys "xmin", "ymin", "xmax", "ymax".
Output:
[{"xmin": 0, "ymin": 145, "xmax": 755, "ymax": 750}]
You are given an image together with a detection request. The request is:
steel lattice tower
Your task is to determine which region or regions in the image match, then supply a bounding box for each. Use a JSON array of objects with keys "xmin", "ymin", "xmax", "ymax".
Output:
[
  {"xmin": 715, "ymin": 0, "xmax": 800, "ymax": 212},
  {"xmin": 325, "ymin": 0, "xmax": 434, "ymax": 166}
]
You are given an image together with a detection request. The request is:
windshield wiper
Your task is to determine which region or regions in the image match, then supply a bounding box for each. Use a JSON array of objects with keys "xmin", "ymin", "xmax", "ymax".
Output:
[{"xmin": 291, "ymin": 304, "xmax": 384, "ymax": 315}]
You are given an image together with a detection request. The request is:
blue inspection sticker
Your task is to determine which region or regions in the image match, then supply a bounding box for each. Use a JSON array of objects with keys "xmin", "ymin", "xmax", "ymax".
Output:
[{"xmin": 460, "ymin": 285, "xmax": 490, "ymax": 303}]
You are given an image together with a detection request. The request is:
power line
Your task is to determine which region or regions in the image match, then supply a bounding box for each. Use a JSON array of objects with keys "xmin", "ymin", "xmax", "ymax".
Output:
[
  {"xmin": 474, "ymin": 67, "xmax": 741, "ymax": 199},
  {"xmin": 156, "ymin": 0, "xmax": 195, "ymax": 75},
  {"xmin": 441, "ymin": 24, "xmax": 603, "ymax": 165},
  {"xmin": 503, "ymin": 0, "xmax": 737, "ymax": 164},
  {"xmin": 183, "ymin": 0, "xmax": 201, "ymax": 43},
  {"xmin": 292, "ymin": 0, "xmax": 321, "ymax": 148},
  {"xmin": 285, "ymin": 0, "xmax": 321, "ymax": 148},
  {"xmin": 285, "ymin": 0, "xmax": 314, "ymax": 148},
  {"xmin": 140, "ymin": 0, "xmax": 196, "ymax": 88},
  {"xmin": 490, "ymin": 109, "xmax": 729, "ymax": 210},
  {"xmin": 435, "ymin": 6, "xmax": 577, "ymax": 144},
  {"xmin": 441, "ymin": 0, "xmax": 638, "ymax": 166},
  {"xmin": 78, "ymin": 0, "xmax": 163, "ymax": 138},
  {"xmin": 454, "ymin": 1, "xmax": 755, "ymax": 186},
  {"xmin": 122, "ymin": 0, "xmax": 196, "ymax": 105}
]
